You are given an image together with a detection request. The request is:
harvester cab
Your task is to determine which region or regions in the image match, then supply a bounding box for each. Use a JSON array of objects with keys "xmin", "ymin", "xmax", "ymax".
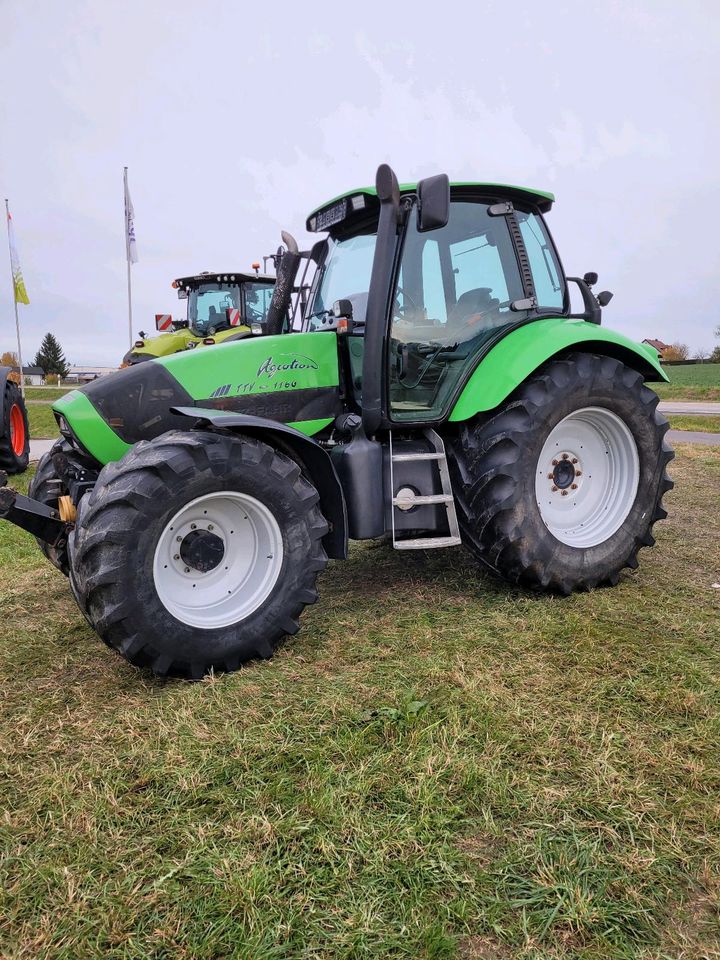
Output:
[
  {"xmin": 1, "ymin": 163, "xmax": 673, "ymax": 680},
  {"xmin": 122, "ymin": 270, "xmax": 276, "ymax": 366}
]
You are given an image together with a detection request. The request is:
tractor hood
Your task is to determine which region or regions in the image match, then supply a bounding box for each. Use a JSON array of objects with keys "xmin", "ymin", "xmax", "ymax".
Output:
[{"xmin": 53, "ymin": 333, "xmax": 342, "ymax": 466}]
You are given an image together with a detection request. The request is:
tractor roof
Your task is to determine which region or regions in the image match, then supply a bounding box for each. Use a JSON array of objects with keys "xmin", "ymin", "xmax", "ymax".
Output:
[
  {"xmin": 174, "ymin": 272, "xmax": 274, "ymax": 287},
  {"xmin": 306, "ymin": 181, "xmax": 555, "ymax": 233}
]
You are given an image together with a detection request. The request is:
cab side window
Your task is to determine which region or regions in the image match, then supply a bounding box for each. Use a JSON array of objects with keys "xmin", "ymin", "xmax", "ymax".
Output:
[{"xmin": 516, "ymin": 211, "xmax": 565, "ymax": 311}]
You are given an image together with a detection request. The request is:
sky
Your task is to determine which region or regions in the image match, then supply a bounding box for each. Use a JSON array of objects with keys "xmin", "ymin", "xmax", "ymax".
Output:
[{"xmin": 1, "ymin": 0, "xmax": 718, "ymax": 367}]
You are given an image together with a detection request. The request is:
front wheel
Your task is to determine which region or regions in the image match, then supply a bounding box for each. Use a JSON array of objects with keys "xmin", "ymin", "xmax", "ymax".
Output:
[
  {"xmin": 448, "ymin": 353, "xmax": 674, "ymax": 593},
  {"xmin": 69, "ymin": 430, "xmax": 329, "ymax": 677}
]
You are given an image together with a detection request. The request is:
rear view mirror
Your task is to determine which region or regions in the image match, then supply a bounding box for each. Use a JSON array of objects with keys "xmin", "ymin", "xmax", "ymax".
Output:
[{"xmin": 417, "ymin": 174, "xmax": 450, "ymax": 233}]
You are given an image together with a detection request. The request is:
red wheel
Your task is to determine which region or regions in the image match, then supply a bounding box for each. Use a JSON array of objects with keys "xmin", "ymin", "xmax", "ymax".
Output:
[{"xmin": 9, "ymin": 402, "xmax": 26, "ymax": 455}]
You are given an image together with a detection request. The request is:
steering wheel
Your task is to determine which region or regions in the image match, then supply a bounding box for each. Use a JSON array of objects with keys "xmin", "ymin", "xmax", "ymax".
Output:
[{"xmin": 436, "ymin": 299, "xmax": 513, "ymax": 346}]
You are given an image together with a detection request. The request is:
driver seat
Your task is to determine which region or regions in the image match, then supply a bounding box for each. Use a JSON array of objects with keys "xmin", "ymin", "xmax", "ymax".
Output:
[{"xmin": 447, "ymin": 287, "xmax": 498, "ymax": 326}]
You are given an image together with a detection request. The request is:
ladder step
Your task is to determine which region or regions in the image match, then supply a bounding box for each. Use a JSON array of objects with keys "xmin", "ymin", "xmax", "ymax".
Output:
[
  {"xmin": 392, "ymin": 493, "xmax": 454, "ymax": 507},
  {"xmin": 394, "ymin": 535, "xmax": 463, "ymax": 550},
  {"xmin": 391, "ymin": 452, "xmax": 443, "ymax": 462}
]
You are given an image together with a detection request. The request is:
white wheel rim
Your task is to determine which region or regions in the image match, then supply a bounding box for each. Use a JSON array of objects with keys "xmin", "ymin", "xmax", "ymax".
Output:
[
  {"xmin": 534, "ymin": 406, "xmax": 640, "ymax": 548},
  {"xmin": 152, "ymin": 491, "xmax": 283, "ymax": 629}
]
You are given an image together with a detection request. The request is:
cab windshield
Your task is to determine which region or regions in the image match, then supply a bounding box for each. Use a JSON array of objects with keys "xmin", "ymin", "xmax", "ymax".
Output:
[
  {"xmin": 306, "ymin": 233, "xmax": 376, "ymax": 330},
  {"xmin": 188, "ymin": 283, "xmax": 242, "ymax": 336}
]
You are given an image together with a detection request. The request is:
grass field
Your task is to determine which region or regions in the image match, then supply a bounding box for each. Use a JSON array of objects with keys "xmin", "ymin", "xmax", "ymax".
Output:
[
  {"xmin": 667, "ymin": 415, "xmax": 720, "ymax": 434},
  {"xmin": 27, "ymin": 403, "xmax": 60, "ymax": 439},
  {"xmin": 23, "ymin": 386, "xmax": 75, "ymax": 401},
  {"xmin": 1, "ymin": 445, "xmax": 719, "ymax": 959},
  {"xmin": 652, "ymin": 364, "xmax": 720, "ymax": 401}
]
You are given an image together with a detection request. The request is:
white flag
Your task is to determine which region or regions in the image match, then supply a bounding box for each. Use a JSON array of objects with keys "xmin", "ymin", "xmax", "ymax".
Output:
[
  {"xmin": 6, "ymin": 206, "xmax": 30, "ymax": 304},
  {"xmin": 124, "ymin": 167, "xmax": 138, "ymax": 264}
]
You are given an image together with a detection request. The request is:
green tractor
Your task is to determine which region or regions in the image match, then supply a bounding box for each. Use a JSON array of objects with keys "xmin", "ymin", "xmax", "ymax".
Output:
[
  {"xmin": 0, "ymin": 164, "xmax": 673, "ymax": 679},
  {"xmin": 121, "ymin": 268, "xmax": 277, "ymax": 366},
  {"xmin": 0, "ymin": 368, "xmax": 30, "ymax": 474}
]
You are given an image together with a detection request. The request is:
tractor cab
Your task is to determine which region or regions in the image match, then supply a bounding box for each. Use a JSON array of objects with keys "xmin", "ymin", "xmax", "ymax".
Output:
[
  {"xmin": 122, "ymin": 271, "xmax": 275, "ymax": 365},
  {"xmin": 302, "ymin": 178, "xmax": 568, "ymax": 427}
]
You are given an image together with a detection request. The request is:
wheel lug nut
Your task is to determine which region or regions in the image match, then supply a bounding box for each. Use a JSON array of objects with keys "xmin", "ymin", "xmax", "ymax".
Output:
[
  {"xmin": 174, "ymin": 554, "xmax": 180, "ymax": 561},
  {"xmin": 552, "ymin": 459, "xmax": 559, "ymax": 466},
  {"xmin": 562, "ymin": 453, "xmax": 569, "ymax": 460},
  {"xmin": 571, "ymin": 483, "xmax": 578, "ymax": 490},
  {"xmin": 176, "ymin": 536, "xmax": 182, "ymax": 542},
  {"xmin": 552, "ymin": 485, "xmax": 558, "ymax": 492},
  {"xmin": 572, "ymin": 458, "xmax": 578, "ymax": 464},
  {"xmin": 547, "ymin": 473, "xmax": 554, "ymax": 480},
  {"xmin": 184, "ymin": 567, "xmax": 190, "ymax": 573},
  {"xmin": 208, "ymin": 524, "xmax": 214, "ymax": 531},
  {"xmin": 576, "ymin": 470, "xmax": 582, "ymax": 477},
  {"xmin": 561, "ymin": 490, "xmax": 569, "ymax": 496},
  {"xmin": 191, "ymin": 523, "xmax": 197, "ymax": 530}
]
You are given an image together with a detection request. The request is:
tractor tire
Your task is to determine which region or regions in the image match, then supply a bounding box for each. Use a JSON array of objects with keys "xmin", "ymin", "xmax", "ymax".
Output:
[
  {"xmin": 69, "ymin": 429, "xmax": 329, "ymax": 678},
  {"xmin": 27, "ymin": 439, "xmax": 72, "ymax": 575},
  {"xmin": 447, "ymin": 353, "xmax": 673, "ymax": 593},
  {"xmin": 0, "ymin": 379, "xmax": 30, "ymax": 474}
]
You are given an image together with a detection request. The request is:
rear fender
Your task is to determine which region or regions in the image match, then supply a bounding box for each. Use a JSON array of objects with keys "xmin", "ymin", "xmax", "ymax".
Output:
[
  {"xmin": 449, "ymin": 318, "xmax": 668, "ymax": 422},
  {"xmin": 171, "ymin": 406, "xmax": 348, "ymax": 559}
]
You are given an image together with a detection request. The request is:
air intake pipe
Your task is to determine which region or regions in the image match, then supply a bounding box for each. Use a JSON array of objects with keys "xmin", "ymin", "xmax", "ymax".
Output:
[{"xmin": 265, "ymin": 231, "xmax": 301, "ymax": 336}]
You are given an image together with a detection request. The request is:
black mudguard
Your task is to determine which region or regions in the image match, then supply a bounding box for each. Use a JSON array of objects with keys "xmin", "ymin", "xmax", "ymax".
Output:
[{"xmin": 171, "ymin": 406, "xmax": 348, "ymax": 559}]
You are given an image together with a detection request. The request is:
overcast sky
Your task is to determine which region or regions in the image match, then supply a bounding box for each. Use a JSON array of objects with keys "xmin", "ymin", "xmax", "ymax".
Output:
[{"xmin": 1, "ymin": 0, "xmax": 718, "ymax": 366}]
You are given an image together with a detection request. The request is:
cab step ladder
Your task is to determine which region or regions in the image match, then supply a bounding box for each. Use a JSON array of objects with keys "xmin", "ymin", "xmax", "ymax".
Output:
[{"xmin": 389, "ymin": 428, "xmax": 462, "ymax": 550}]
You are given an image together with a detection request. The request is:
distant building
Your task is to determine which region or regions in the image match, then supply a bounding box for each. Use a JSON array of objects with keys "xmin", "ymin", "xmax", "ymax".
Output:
[
  {"xmin": 22, "ymin": 365, "xmax": 45, "ymax": 385},
  {"xmin": 66, "ymin": 365, "xmax": 117, "ymax": 383},
  {"xmin": 642, "ymin": 338, "xmax": 671, "ymax": 358}
]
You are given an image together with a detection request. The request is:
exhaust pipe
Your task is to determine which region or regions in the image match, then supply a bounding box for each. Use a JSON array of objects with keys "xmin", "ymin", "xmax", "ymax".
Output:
[{"xmin": 265, "ymin": 231, "xmax": 301, "ymax": 336}]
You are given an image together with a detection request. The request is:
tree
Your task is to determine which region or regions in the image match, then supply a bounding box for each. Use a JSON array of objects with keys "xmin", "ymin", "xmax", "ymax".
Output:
[
  {"xmin": 34, "ymin": 333, "xmax": 69, "ymax": 378},
  {"xmin": 662, "ymin": 342, "xmax": 689, "ymax": 362},
  {"xmin": 0, "ymin": 350, "xmax": 20, "ymax": 384}
]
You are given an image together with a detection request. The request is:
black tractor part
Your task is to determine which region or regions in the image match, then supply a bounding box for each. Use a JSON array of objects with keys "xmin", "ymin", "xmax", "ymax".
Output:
[
  {"xmin": 447, "ymin": 353, "xmax": 673, "ymax": 593},
  {"xmin": 69, "ymin": 429, "xmax": 329, "ymax": 678},
  {"xmin": 0, "ymin": 373, "xmax": 30, "ymax": 474}
]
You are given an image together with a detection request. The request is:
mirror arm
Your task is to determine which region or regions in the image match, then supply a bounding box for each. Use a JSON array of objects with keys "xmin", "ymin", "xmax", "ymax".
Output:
[{"xmin": 567, "ymin": 276, "xmax": 602, "ymax": 325}]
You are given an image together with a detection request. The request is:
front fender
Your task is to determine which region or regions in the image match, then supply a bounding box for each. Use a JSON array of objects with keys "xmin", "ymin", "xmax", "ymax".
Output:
[
  {"xmin": 449, "ymin": 318, "xmax": 668, "ymax": 422},
  {"xmin": 172, "ymin": 406, "xmax": 348, "ymax": 560}
]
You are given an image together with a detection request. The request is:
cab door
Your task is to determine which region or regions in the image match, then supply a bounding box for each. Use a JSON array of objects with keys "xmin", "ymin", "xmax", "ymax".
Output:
[{"xmin": 386, "ymin": 200, "xmax": 530, "ymax": 423}]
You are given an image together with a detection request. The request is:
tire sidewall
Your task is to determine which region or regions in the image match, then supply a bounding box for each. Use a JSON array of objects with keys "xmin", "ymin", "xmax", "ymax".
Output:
[{"xmin": 1, "ymin": 381, "xmax": 30, "ymax": 472}]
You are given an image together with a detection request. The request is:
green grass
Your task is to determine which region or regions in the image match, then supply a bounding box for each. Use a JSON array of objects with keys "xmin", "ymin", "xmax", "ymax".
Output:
[
  {"xmin": 27, "ymin": 402, "xmax": 59, "ymax": 439},
  {"xmin": 651, "ymin": 363, "xmax": 720, "ymax": 401},
  {"xmin": 667, "ymin": 415, "xmax": 720, "ymax": 434},
  {"xmin": 1, "ymin": 447, "xmax": 719, "ymax": 958},
  {"xmin": 23, "ymin": 386, "xmax": 75, "ymax": 401}
]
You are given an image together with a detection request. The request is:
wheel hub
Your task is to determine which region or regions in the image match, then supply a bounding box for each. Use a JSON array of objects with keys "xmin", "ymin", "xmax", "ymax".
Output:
[
  {"xmin": 153, "ymin": 491, "xmax": 284, "ymax": 629},
  {"xmin": 535, "ymin": 407, "xmax": 640, "ymax": 548},
  {"xmin": 179, "ymin": 528, "xmax": 225, "ymax": 573}
]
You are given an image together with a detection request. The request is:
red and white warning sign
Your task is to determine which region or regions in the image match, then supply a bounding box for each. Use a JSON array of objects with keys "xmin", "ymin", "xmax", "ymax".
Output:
[
  {"xmin": 155, "ymin": 314, "xmax": 173, "ymax": 331},
  {"xmin": 227, "ymin": 308, "xmax": 241, "ymax": 327}
]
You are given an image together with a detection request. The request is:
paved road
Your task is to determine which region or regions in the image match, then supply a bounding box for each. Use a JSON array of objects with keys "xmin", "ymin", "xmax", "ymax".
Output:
[
  {"xmin": 667, "ymin": 430, "xmax": 720, "ymax": 446},
  {"xmin": 29, "ymin": 439, "xmax": 56, "ymax": 461},
  {"xmin": 658, "ymin": 401, "xmax": 720, "ymax": 415}
]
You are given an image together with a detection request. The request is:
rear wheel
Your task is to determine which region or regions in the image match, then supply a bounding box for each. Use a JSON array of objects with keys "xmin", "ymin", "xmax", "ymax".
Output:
[
  {"xmin": 0, "ymin": 379, "xmax": 30, "ymax": 474},
  {"xmin": 447, "ymin": 353, "xmax": 673, "ymax": 593},
  {"xmin": 69, "ymin": 430, "xmax": 329, "ymax": 678}
]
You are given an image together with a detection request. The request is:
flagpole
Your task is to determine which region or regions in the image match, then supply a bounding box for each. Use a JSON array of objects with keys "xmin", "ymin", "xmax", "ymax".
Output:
[
  {"xmin": 5, "ymin": 199, "xmax": 25, "ymax": 400},
  {"xmin": 124, "ymin": 167, "xmax": 133, "ymax": 348}
]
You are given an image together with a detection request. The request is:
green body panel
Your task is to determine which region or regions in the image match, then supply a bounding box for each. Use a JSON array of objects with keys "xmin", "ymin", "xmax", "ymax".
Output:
[
  {"xmin": 448, "ymin": 318, "xmax": 669, "ymax": 422},
  {"xmin": 53, "ymin": 391, "xmax": 132, "ymax": 462},
  {"xmin": 128, "ymin": 324, "xmax": 250, "ymax": 361},
  {"xmin": 53, "ymin": 332, "xmax": 341, "ymax": 467},
  {"xmin": 155, "ymin": 330, "xmax": 339, "ymax": 399}
]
